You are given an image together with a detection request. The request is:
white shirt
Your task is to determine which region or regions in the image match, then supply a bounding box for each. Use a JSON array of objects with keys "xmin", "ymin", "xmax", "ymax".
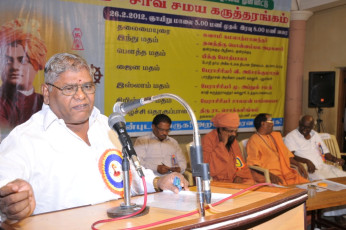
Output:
[
  {"xmin": 284, "ymin": 129, "xmax": 329, "ymax": 169},
  {"xmin": 0, "ymin": 104, "xmax": 155, "ymax": 215},
  {"xmin": 134, "ymin": 133, "xmax": 187, "ymax": 176}
]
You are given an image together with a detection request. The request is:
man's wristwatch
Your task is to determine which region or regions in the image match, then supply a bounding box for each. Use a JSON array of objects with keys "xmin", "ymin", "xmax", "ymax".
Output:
[{"xmin": 153, "ymin": 177, "xmax": 162, "ymax": 192}]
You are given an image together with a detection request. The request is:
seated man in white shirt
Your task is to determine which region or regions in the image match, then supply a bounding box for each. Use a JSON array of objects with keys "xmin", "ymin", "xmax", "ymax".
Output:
[
  {"xmin": 134, "ymin": 114, "xmax": 187, "ymax": 176},
  {"xmin": 284, "ymin": 115, "xmax": 346, "ymax": 181},
  {"xmin": 0, "ymin": 53, "xmax": 189, "ymax": 224}
]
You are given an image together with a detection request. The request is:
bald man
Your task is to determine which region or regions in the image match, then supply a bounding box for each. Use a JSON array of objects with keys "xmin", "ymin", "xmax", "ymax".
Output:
[
  {"xmin": 202, "ymin": 113, "xmax": 255, "ymax": 184},
  {"xmin": 285, "ymin": 115, "xmax": 346, "ymax": 181}
]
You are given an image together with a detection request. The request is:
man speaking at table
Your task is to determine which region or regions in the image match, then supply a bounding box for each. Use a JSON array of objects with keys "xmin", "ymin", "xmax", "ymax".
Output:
[{"xmin": 0, "ymin": 53, "xmax": 188, "ymax": 223}]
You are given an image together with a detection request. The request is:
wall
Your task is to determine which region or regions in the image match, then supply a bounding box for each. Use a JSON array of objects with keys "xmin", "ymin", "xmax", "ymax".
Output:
[{"xmin": 303, "ymin": 5, "xmax": 346, "ymax": 135}]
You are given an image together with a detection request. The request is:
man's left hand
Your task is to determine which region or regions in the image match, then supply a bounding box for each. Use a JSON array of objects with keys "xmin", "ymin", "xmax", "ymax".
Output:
[
  {"xmin": 157, "ymin": 172, "xmax": 189, "ymax": 194},
  {"xmin": 335, "ymin": 158, "xmax": 345, "ymax": 167},
  {"xmin": 157, "ymin": 164, "xmax": 171, "ymax": 174},
  {"xmin": 296, "ymin": 163, "xmax": 308, "ymax": 178}
]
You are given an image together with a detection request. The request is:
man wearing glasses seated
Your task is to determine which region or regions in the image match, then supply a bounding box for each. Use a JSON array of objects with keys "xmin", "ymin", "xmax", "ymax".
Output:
[
  {"xmin": 134, "ymin": 114, "xmax": 187, "ymax": 176},
  {"xmin": 246, "ymin": 113, "xmax": 308, "ymax": 185},
  {"xmin": 202, "ymin": 113, "xmax": 256, "ymax": 184}
]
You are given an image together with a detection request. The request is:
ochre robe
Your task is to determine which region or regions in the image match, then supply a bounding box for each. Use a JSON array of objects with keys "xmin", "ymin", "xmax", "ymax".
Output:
[
  {"xmin": 202, "ymin": 129, "xmax": 255, "ymax": 184},
  {"xmin": 246, "ymin": 131, "xmax": 308, "ymax": 185}
]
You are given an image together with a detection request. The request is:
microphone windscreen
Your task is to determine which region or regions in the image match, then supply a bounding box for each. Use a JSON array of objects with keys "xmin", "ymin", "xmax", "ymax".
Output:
[{"xmin": 108, "ymin": 113, "xmax": 125, "ymax": 128}]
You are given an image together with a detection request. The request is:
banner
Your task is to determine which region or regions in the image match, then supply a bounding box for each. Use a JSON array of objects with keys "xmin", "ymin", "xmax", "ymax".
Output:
[{"xmin": 0, "ymin": 0, "xmax": 291, "ymax": 138}]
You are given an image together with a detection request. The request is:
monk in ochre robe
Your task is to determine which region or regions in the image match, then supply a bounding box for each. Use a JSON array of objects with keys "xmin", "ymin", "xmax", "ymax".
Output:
[
  {"xmin": 202, "ymin": 113, "xmax": 256, "ymax": 184},
  {"xmin": 246, "ymin": 113, "xmax": 309, "ymax": 185}
]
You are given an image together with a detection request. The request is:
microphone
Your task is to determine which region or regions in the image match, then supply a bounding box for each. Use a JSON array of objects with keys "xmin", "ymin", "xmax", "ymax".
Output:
[
  {"xmin": 110, "ymin": 93, "xmax": 211, "ymax": 217},
  {"xmin": 108, "ymin": 113, "xmax": 144, "ymax": 178},
  {"xmin": 113, "ymin": 97, "xmax": 154, "ymax": 116}
]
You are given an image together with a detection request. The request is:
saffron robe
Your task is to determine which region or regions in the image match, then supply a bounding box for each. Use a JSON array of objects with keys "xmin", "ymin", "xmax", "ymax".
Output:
[
  {"xmin": 202, "ymin": 130, "xmax": 255, "ymax": 184},
  {"xmin": 246, "ymin": 131, "xmax": 309, "ymax": 185}
]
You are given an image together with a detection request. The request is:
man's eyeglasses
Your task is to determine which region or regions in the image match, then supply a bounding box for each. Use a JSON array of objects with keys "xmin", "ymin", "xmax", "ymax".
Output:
[
  {"xmin": 155, "ymin": 126, "xmax": 170, "ymax": 133},
  {"xmin": 47, "ymin": 83, "xmax": 96, "ymax": 96},
  {"xmin": 221, "ymin": 128, "xmax": 238, "ymax": 134}
]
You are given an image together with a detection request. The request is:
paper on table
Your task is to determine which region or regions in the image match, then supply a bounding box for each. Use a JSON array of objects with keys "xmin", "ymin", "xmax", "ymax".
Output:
[
  {"xmin": 318, "ymin": 179, "xmax": 346, "ymax": 191},
  {"xmin": 296, "ymin": 183, "xmax": 327, "ymax": 192},
  {"xmin": 132, "ymin": 191, "xmax": 232, "ymax": 211},
  {"xmin": 296, "ymin": 179, "xmax": 346, "ymax": 192}
]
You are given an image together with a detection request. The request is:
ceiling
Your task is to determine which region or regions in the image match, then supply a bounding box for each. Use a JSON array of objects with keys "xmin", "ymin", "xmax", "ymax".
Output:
[{"xmin": 293, "ymin": 0, "xmax": 346, "ymax": 12}]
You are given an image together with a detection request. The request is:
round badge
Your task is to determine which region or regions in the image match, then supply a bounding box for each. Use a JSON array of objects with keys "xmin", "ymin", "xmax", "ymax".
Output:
[
  {"xmin": 235, "ymin": 156, "xmax": 245, "ymax": 169},
  {"xmin": 99, "ymin": 149, "xmax": 131, "ymax": 197}
]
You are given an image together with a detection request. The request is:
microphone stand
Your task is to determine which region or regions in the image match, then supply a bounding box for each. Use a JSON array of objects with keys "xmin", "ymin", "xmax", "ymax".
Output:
[
  {"xmin": 316, "ymin": 107, "xmax": 324, "ymax": 133},
  {"xmin": 107, "ymin": 148, "xmax": 149, "ymax": 218},
  {"xmin": 110, "ymin": 93, "xmax": 211, "ymax": 217},
  {"xmin": 142, "ymin": 93, "xmax": 211, "ymax": 217}
]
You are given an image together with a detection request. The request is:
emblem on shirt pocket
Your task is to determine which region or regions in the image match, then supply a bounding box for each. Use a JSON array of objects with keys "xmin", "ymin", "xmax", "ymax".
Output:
[
  {"xmin": 236, "ymin": 156, "xmax": 245, "ymax": 169},
  {"xmin": 98, "ymin": 149, "xmax": 132, "ymax": 197}
]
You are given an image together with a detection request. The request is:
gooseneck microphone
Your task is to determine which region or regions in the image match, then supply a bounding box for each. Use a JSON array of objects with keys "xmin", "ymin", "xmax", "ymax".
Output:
[
  {"xmin": 108, "ymin": 113, "xmax": 144, "ymax": 178},
  {"xmin": 113, "ymin": 97, "xmax": 154, "ymax": 116},
  {"xmin": 110, "ymin": 93, "xmax": 211, "ymax": 217}
]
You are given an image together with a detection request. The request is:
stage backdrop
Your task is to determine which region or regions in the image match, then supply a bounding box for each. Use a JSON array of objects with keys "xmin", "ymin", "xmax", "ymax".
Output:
[{"xmin": 0, "ymin": 0, "xmax": 291, "ymax": 136}]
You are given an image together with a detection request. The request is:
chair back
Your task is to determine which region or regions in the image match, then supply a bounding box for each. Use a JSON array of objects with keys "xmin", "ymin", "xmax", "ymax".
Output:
[
  {"xmin": 184, "ymin": 142, "xmax": 195, "ymax": 185},
  {"xmin": 238, "ymin": 139, "xmax": 249, "ymax": 162},
  {"xmin": 238, "ymin": 138, "xmax": 271, "ymax": 183},
  {"xmin": 319, "ymin": 133, "xmax": 341, "ymax": 159},
  {"xmin": 320, "ymin": 133, "xmax": 343, "ymax": 170},
  {"xmin": 186, "ymin": 142, "xmax": 193, "ymax": 163}
]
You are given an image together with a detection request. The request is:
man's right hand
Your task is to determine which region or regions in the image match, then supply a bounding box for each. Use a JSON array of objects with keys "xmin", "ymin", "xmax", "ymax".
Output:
[
  {"xmin": 269, "ymin": 173, "xmax": 283, "ymax": 185},
  {"xmin": 170, "ymin": 167, "xmax": 181, "ymax": 173},
  {"xmin": 0, "ymin": 179, "xmax": 35, "ymax": 221},
  {"xmin": 157, "ymin": 164, "xmax": 171, "ymax": 174},
  {"xmin": 157, "ymin": 172, "xmax": 189, "ymax": 194},
  {"xmin": 305, "ymin": 160, "xmax": 316, "ymax": 173}
]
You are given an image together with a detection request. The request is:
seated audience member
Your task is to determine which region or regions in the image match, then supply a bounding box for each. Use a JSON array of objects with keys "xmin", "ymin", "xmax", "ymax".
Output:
[
  {"xmin": 202, "ymin": 113, "xmax": 256, "ymax": 184},
  {"xmin": 0, "ymin": 53, "xmax": 188, "ymax": 223},
  {"xmin": 134, "ymin": 114, "xmax": 187, "ymax": 176},
  {"xmin": 284, "ymin": 115, "xmax": 346, "ymax": 181},
  {"xmin": 246, "ymin": 113, "xmax": 308, "ymax": 185}
]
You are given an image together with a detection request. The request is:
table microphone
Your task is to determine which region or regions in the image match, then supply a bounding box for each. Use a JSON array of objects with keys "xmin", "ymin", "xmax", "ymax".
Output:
[
  {"xmin": 111, "ymin": 93, "xmax": 211, "ymax": 217},
  {"xmin": 108, "ymin": 113, "xmax": 144, "ymax": 178}
]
